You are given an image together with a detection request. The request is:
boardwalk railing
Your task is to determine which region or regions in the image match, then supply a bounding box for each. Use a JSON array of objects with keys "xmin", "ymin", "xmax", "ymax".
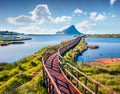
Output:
[
  {"xmin": 65, "ymin": 63, "xmax": 116, "ymax": 94},
  {"xmin": 58, "ymin": 36, "xmax": 82, "ymax": 56},
  {"xmin": 42, "ymin": 58, "xmax": 61, "ymax": 94},
  {"xmin": 42, "ymin": 36, "xmax": 82, "ymax": 94},
  {"xmin": 57, "ymin": 36, "xmax": 117, "ymax": 94}
]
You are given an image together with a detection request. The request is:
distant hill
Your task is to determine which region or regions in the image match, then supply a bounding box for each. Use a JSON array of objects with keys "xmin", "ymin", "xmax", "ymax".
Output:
[
  {"xmin": 0, "ymin": 31, "xmax": 19, "ymax": 35},
  {"xmin": 56, "ymin": 25, "xmax": 82, "ymax": 35}
]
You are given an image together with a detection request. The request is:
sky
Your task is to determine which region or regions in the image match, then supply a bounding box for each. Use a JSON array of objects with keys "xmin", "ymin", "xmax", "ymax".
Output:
[{"xmin": 0, "ymin": 0, "xmax": 120, "ymax": 34}]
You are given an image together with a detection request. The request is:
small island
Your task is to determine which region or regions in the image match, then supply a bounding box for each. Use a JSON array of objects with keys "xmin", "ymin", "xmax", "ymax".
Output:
[
  {"xmin": 0, "ymin": 31, "xmax": 31, "ymax": 46},
  {"xmin": 87, "ymin": 45, "xmax": 99, "ymax": 49}
]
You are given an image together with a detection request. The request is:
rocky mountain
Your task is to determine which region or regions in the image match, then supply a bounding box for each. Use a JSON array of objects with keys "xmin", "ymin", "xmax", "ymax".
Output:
[{"xmin": 56, "ymin": 25, "xmax": 82, "ymax": 35}]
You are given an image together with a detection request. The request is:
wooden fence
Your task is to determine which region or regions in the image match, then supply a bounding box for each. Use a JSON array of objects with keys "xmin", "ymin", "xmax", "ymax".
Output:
[{"xmin": 57, "ymin": 36, "xmax": 117, "ymax": 94}]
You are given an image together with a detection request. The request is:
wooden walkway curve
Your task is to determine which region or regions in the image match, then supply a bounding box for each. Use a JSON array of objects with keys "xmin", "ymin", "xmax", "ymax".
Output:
[
  {"xmin": 42, "ymin": 36, "xmax": 117, "ymax": 94},
  {"xmin": 45, "ymin": 52, "xmax": 81, "ymax": 94},
  {"xmin": 42, "ymin": 36, "xmax": 82, "ymax": 94}
]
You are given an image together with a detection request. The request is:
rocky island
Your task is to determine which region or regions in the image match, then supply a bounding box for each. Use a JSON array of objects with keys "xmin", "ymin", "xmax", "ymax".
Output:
[
  {"xmin": 0, "ymin": 33, "xmax": 31, "ymax": 46},
  {"xmin": 56, "ymin": 25, "xmax": 82, "ymax": 35}
]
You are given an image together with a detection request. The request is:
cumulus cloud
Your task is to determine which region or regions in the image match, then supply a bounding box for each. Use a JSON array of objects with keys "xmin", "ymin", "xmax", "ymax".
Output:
[
  {"xmin": 7, "ymin": 4, "xmax": 71, "ymax": 25},
  {"xmin": 30, "ymin": 4, "xmax": 53, "ymax": 24},
  {"xmin": 110, "ymin": 0, "xmax": 116, "ymax": 5},
  {"xmin": 54, "ymin": 16, "xmax": 72, "ymax": 23},
  {"xmin": 16, "ymin": 26, "xmax": 57, "ymax": 34},
  {"xmin": 76, "ymin": 20, "xmax": 96, "ymax": 34},
  {"xmin": 74, "ymin": 8, "xmax": 83, "ymax": 14},
  {"xmin": 95, "ymin": 14, "xmax": 107, "ymax": 21},
  {"xmin": 73, "ymin": 8, "xmax": 86, "ymax": 15},
  {"xmin": 90, "ymin": 12, "xmax": 107, "ymax": 21},
  {"xmin": 7, "ymin": 15, "xmax": 33, "ymax": 25}
]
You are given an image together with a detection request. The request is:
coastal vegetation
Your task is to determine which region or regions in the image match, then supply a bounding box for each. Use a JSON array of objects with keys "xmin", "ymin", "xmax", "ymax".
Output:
[
  {"xmin": 0, "ymin": 36, "xmax": 119, "ymax": 93},
  {"xmin": 63, "ymin": 37, "xmax": 87, "ymax": 62},
  {"xmin": 62, "ymin": 37, "xmax": 120, "ymax": 93},
  {"xmin": 86, "ymin": 34, "xmax": 120, "ymax": 38},
  {"xmin": 0, "ymin": 45, "xmax": 60, "ymax": 94}
]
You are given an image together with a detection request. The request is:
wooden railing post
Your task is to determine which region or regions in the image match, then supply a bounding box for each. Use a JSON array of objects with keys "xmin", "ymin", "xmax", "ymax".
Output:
[
  {"xmin": 44, "ymin": 72, "xmax": 47, "ymax": 87},
  {"xmin": 70, "ymin": 67, "xmax": 73, "ymax": 81},
  {"xmin": 66, "ymin": 64, "xmax": 68, "ymax": 76},
  {"xmin": 48, "ymin": 77, "xmax": 50, "ymax": 93},
  {"xmin": 76, "ymin": 71, "xmax": 79, "ymax": 88},
  {"xmin": 84, "ymin": 76, "xmax": 87, "ymax": 94},
  {"xmin": 51, "ymin": 84, "xmax": 54, "ymax": 94},
  {"xmin": 94, "ymin": 83, "xmax": 98, "ymax": 94}
]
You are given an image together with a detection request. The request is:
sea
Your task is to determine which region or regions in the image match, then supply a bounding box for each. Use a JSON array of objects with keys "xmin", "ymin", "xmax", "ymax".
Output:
[
  {"xmin": 77, "ymin": 38, "xmax": 120, "ymax": 62},
  {"xmin": 0, "ymin": 35, "xmax": 74, "ymax": 63},
  {"xmin": 0, "ymin": 35, "xmax": 120, "ymax": 63}
]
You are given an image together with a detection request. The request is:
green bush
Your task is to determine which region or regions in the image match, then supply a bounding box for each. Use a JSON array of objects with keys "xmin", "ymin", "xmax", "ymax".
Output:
[
  {"xmin": 30, "ymin": 61, "xmax": 37, "ymax": 67},
  {"xmin": 0, "ymin": 74, "xmax": 8, "ymax": 81},
  {"xmin": 2, "ymin": 64, "xmax": 14, "ymax": 70},
  {"xmin": 92, "ymin": 66, "xmax": 109, "ymax": 74}
]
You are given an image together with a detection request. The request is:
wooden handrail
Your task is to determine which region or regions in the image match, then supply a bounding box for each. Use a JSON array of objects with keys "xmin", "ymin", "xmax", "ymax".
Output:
[
  {"xmin": 42, "ymin": 36, "xmax": 84, "ymax": 94},
  {"xmin": 42, "ymin": 58, "xmax": 61, "ymax": 94},
  {"xmin": 66, "ymin": 63, "xmax": 117, "ymax": 94},
  {"xmin": 65, "ymin": 69, "xmax": 95, "ymax": 94},
  {"xmin": 57, "ymin": 36, "xmax": 116, "ymax": 94}
]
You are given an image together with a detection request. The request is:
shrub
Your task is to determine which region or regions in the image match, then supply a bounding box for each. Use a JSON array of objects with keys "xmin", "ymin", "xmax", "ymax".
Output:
[
  {"xmin": 3, "ymin": 64, "xmax": 14, "ymax": 70},
  {"xmin": 93, "ymin": 66, "xmax": 109, "ymax": 74},
  {"xmin": 30, "ymin": 61, "xmax": 37, "ymax": 67}
]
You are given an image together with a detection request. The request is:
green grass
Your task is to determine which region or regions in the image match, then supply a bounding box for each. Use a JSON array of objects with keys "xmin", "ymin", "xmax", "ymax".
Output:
[
  {"xmin": 62, "ymin": 37, "xmax": 120, "ymax": 93},
  {"xmin": 0, "ymin": 45, "xmax": 59, "ymax": 94},
  {"xmin": 63, "ymin": 37, "xmax": 87, "ymax": 65}
]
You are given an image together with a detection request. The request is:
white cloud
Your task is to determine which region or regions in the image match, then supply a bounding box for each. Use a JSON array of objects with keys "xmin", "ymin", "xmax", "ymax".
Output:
[
  {"xmin": 90, "ymin": 12, "xmax": 97, "ymax": 20},
  {"xmin": 90, "ymin": 12, "xmax": 107, "ymax": 21},
  {"xmin": 110, "ymin": 0, "xmax": 116, "ymax": 5},
  {"xmin": 15, "ymin": 26, "xmax": 57, "ymax": 34},
  {"xmin": 74, "ymin": 8, "xmax": 83, "ymax": 14},
  {"xmin": 54, "ymin": 16, "xmax": 72, "ymax": 23},
  {"xmin": 7, "ymin": 4, "xmax": 71, "ymax": 25},
  {"xmin": 76, "ymin": 20, "xmax": 96, "ymax": 34},
  {"xmin": 7, "ymin": 15, "xmax": 33, "ymax": 25},
  {"xmin": 95, "ymin": 14, "xmax": 107, "ymax": 21},
  {"xmin": 30, "ymin": 4, "xmax": 53, "ymax": 24},
  {"xmin": 73, "ymin": 8, "xmax": 87, "ymax": 15}
]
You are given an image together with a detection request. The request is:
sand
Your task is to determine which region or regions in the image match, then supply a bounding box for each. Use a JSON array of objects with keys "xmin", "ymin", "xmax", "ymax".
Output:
[{"xmin": 93, "ymin": 58, "xmax": 120, "ymax": 66}]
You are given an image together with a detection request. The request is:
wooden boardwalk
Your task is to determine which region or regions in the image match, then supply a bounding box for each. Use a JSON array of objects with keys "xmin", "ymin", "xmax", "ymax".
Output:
[
  {"xmin": 42, "ymin": 36, "xmax": 116, "ymax": 94},
  {"xmin": 45, "ymin": 52, "xmax": 81, "ymax": 94}
]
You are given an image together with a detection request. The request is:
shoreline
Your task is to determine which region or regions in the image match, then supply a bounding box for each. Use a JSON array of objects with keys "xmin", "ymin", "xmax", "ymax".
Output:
[{"xmin": 86, "ymin": 58, "xmax": 120, "ymax": 66}]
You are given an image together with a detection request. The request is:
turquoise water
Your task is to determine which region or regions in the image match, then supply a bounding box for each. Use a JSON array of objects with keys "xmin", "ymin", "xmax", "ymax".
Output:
[
  {"xmin": 77, "ymin": 38, "xmax": 120, "ymax": 62},
  {"xmin": 0, "ymin": 35, "xmax": 74, "ymax": 63}
]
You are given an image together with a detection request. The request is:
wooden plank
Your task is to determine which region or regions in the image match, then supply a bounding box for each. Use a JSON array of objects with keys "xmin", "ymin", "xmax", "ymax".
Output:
[{"xmin": 42, "ymin": 58, "xmax": 61, "ymax": 94}]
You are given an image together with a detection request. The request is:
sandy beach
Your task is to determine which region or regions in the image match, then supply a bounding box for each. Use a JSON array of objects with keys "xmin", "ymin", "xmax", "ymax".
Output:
[{"xmin": 93, "ymin": 58, "xmax": 120, "ymax": 66}]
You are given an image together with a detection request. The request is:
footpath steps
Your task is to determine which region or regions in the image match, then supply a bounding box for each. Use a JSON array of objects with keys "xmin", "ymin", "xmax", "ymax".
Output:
[{"xmin": 45, "ymin": 52, "xmax": 81, "ymax": 94}]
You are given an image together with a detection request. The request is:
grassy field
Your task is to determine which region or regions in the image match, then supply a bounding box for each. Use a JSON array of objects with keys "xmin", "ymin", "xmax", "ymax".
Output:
[{"xmin": 0, "ymin": 45, "xmax": 59, "ymax": 94}]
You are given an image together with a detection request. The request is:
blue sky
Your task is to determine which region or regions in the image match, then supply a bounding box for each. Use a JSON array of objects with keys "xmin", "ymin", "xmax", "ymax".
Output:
[{"xmin": 0, "ymin": 0, "xmax": 120, "ymax": 34}]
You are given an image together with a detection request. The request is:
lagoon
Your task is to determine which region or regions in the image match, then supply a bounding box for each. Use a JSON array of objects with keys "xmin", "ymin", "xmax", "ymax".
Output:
[
  {"xmin": 77, "ymin": 38, "xmax": 120, "ymax": 62},
  {"xmin": 0, "ymin": 36, "xmax": 120, "ymax": 63},
  {"xmin": 0, "ymin": 35, "xmax": 74, "ymax": 63}
]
